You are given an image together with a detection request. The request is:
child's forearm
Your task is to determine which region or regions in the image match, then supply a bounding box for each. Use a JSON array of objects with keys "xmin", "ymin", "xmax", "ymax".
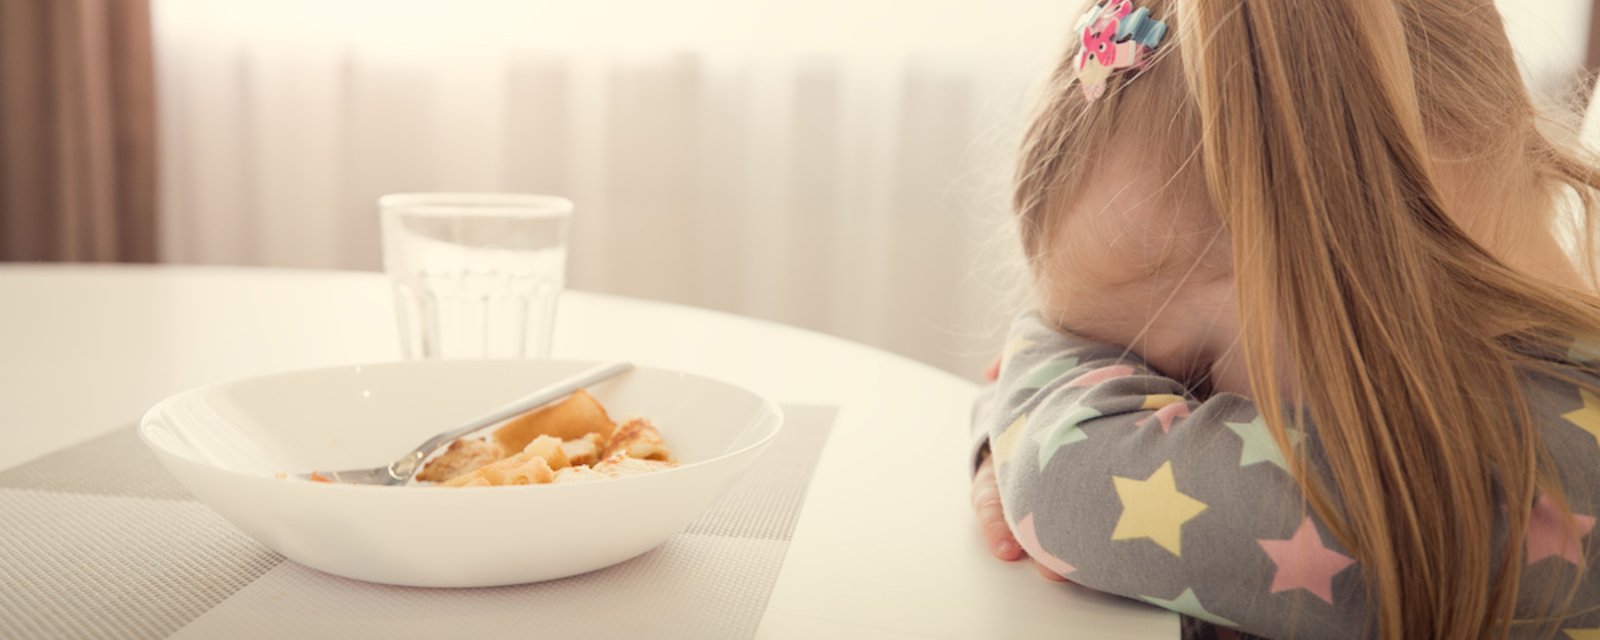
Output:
[{"xmin": 971, "ymin": 311, "xmax": 1359, "ymax": 639}]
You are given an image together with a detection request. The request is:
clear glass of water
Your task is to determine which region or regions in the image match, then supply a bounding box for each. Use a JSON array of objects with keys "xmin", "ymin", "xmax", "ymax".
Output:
[{"xmin": 379, "ymin": 193, "xmax": 573, "ymax": 359}]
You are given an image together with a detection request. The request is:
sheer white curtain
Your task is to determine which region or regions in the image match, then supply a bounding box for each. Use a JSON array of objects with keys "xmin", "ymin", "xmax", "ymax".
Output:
[
  {"xmin": 153, "ymin": 0, "xmax": 1075, "ymax": 375},
  {"xmin": 1500, "ymin": 0, "xmax": 1591, "ymax": 102},
  {"xmin": 151, "ymin": 0, "xmax": 1589, "ymax": 376}
]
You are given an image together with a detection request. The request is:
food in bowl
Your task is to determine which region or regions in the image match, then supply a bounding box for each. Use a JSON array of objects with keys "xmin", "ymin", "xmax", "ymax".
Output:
[{"xmin": 416, "ymin": 389, "xmax": 678, "ymax": 487}]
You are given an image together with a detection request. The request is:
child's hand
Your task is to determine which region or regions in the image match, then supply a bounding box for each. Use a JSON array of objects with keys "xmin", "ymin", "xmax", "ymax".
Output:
[
  {"xmin": 976, "ymin": 363, "xmax": 1066, "ymax": 580},
  {"xmin": 971, "ymin": 454, "xmax": 1069, "ymax": 582},
  {"xmin": 972, "ymin": 454, "xmax": 1021, "ymax": 560}
]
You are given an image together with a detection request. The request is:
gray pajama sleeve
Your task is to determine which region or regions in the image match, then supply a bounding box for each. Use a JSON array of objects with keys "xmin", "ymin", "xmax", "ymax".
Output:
[
  {"xmin": 972, "ymin": 312, "xmax": 1364, "ymax": 638},
  {"xmin": 971, "ymin": 313, "xmax": 1600, "ymax": 639}
]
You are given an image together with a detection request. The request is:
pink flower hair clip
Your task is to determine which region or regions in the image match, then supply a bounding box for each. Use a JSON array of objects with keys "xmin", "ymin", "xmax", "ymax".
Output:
[{"xmin": 1073, "ymin": 1, "xmax": 1169, "ymax": 101}]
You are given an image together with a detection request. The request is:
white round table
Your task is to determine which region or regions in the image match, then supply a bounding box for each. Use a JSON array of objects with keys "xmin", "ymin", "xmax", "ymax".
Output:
[{"xmin": 0, "ymin": 264, "xmax": 1175, "ymax": 639}]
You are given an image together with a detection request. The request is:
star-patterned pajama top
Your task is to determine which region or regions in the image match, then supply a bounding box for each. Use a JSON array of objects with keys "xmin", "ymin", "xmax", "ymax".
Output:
[{"xmin": 971, "ymin": 312, "xmax": 1600, "ymax": 639}]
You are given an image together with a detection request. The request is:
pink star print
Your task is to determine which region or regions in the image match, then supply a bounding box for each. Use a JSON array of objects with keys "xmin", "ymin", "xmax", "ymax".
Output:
[
  {"xmin": 1065, "ymin": 365, "xmax": 1135, "ymax": 388},
  {"xmin": 1526, "ymin": 494, "xmax": 1595, "ymax": 566},
  {"xmin": 1257, "ymin": 517, "xmax": 1355, "ymax": 604},
  {"xmin": 1014, "ymin": 513, "xmax": 1076, "ymax": 576},
  {"xmin": 1139, "ymin": 402, "xmax": 1191, "ymax": 433}
]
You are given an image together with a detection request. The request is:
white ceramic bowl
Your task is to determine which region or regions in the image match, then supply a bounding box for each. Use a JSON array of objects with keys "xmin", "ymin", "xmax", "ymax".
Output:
[{"xmin": 139, "ymin": 360, "xmax": 783, "ymax": 588}]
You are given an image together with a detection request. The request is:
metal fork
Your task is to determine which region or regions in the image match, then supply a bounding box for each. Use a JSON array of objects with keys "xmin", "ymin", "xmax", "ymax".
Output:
[{"xmin": 297, "ymin": 361, "xmax": 634, "ymax": 485}]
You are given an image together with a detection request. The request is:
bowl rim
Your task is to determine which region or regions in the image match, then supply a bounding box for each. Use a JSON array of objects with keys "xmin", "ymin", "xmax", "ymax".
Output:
[{"xmin": 138, "ymin": 358, "xmax": 785, "ymax": 493}]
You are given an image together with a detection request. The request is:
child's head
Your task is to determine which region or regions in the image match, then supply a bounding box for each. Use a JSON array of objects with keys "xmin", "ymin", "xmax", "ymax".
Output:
[
  {"xmin": 1014, "ymin": 1, "xmax": 1600, "ymax": 636},
  {"xmin": 1019, "ymin": 0, "xmax": 1563, "ymax": 265},
  {"xmin": 1016, "ymin": 0, "xmax": 1581, "ymax": 364}
]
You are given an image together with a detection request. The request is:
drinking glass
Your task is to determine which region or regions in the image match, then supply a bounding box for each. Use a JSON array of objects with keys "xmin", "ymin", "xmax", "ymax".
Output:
[{"xmin": 379, "ymin": 193, "xmax": 572, "ymax": 359}]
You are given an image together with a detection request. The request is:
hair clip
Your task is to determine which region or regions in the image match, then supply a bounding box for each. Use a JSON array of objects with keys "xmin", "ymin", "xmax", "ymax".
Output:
[{"xmin": 1073, "ymin": 1, "xmax": 1169, "ymax": 101}]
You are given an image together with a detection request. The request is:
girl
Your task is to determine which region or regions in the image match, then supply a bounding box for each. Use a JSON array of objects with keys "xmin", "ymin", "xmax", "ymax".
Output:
[{"xmin": 968, "ymin": 0, "xmax": 1600, "ymax": 638}]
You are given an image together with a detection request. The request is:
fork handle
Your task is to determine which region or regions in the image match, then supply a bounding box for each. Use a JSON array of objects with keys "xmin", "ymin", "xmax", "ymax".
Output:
[{"xmin": 387, "ymin": 361, "xmax": 635, "ymax": 480}]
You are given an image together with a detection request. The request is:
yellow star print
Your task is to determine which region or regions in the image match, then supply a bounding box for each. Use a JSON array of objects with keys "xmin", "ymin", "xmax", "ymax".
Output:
[
  {"xmin": 991, "ymin": 414, "xmax": 1028, "ymax": 467},
  {"xmin": 1142, "ymin": 394, "xmax": 1185, "ymax": 410},
  {"xmin": 1564, "ymin": 390, "xmax": 1600, "ymax": 448},
  {"xmin": 1000, "ymin": 337, "xmax": 1036, "ymax": 373},
  {"xmin": 1112, "ymin": 461, "xmax": 1208, "ymax": 556},
  {"xmin": 1564, "ymin": 628, "xmax": 1600, "ymax": 640}
]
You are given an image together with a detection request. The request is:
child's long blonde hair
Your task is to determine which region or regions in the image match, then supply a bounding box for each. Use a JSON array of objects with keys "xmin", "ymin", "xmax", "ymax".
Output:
[{"xmin": 1016, "ymin": 1, "xmax": 1600, "ymax": 637}]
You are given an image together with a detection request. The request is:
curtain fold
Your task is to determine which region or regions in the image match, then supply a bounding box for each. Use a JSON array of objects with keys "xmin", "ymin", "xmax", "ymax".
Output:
[
  {"xmin": 1590, "ymin": 0, "xmax": 1600, "ymax": 74},
  {"xmin": 0, "ymin": 0, "xmax": 158, "ymax": 262},
  {"xmin": 150, "ymin": 0, "xmax": 1069, "ymax": 375}
]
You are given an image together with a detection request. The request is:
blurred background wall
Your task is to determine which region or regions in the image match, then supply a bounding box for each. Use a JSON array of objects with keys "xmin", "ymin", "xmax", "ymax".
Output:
[{"xmin": 2, "ymin": 0, "xmax": 1595, "ymax": 376}]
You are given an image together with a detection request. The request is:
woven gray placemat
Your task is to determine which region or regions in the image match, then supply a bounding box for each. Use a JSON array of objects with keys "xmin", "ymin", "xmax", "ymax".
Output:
[{"xmin": 0, "ymin": 405, "xmax": 835, "ymax": 640}]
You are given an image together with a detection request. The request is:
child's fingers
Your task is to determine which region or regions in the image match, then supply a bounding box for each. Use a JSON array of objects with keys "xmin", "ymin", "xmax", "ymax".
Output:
[
  {"xmin": 975, "ymin": 490, "xmax": 1021, "ymax": 560},
  {"xmin": 1032, "ymin": 559, "xmax": 1069, "ymax": 582},
  {"xmin": 971, "ymin": 459, "xmax": 1023, "ymax": 561},
  {"xmin": 984, "ymin": 357, "xmax": 1002, "ymax": 382}
]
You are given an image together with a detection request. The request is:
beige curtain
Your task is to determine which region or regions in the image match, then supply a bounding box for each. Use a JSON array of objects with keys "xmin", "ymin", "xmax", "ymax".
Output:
[
  {"xmin": 0, "ymin": 0, "xmax": 158, "ymax": 262},
  {"xmin": 1591, "ymin": 0, "xmax": 1600, "ymax": 75}
]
